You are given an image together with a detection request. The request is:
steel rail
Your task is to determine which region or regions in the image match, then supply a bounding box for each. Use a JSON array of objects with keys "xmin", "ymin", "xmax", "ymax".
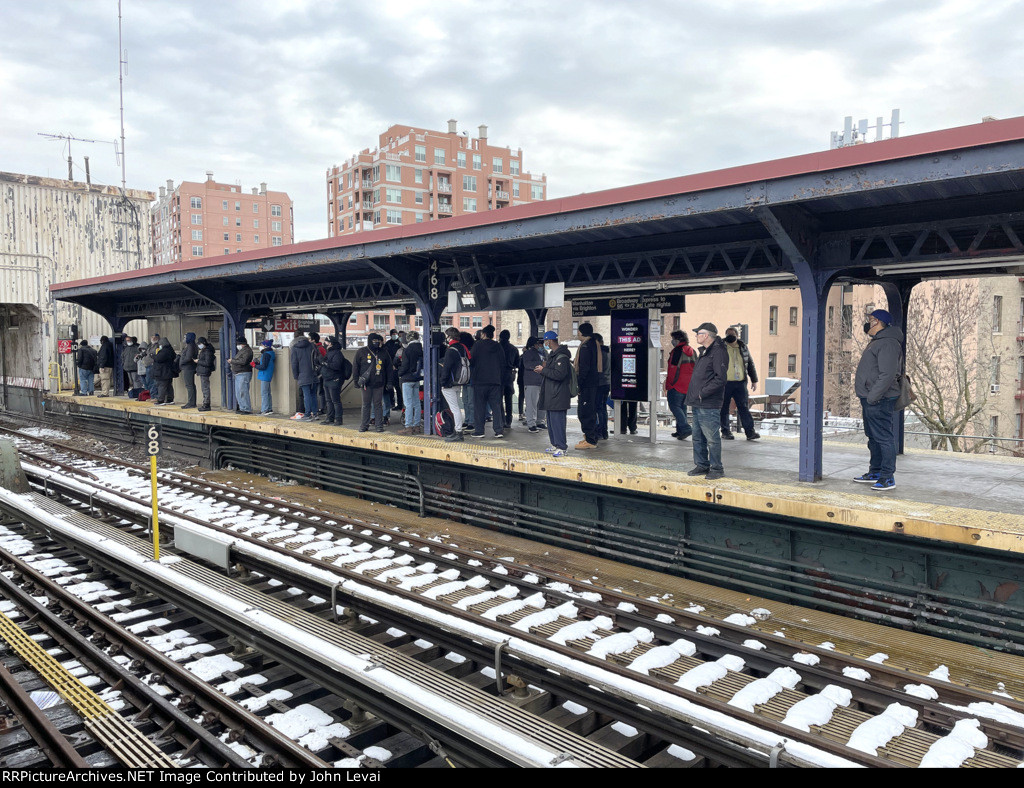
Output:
[{"xmin": 0, "ymin": 660, "xmax": 89, "ymax": 768}]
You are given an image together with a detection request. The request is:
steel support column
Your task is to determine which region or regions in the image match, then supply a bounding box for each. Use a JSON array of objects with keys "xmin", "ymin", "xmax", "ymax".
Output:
[
  {"xmin": 97, "ymin": 310, "xmax": 130, "ymax": 396},
  {"xmin": 324, "ymin": 310, "xmax": 351, "ymax": 347},
  {"xmin": 181, "ymin": 285, "xmax": 250, "ymax": 411},
  {"xmin": 881, "ymin": 278, "xmax": 920, "ymax": 454},
  {"xmin": 756, "ymin": 207, "xmax": 849, "ymax": 482},
  {"xmin": 527, "ymin": 308, "xmax": 548, "ymax": 340}
]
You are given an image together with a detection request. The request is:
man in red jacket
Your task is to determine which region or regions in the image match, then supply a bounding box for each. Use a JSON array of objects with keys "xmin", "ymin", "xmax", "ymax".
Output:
[{"xmin": 665, "ymin": 330, "xmax": 695, "ymax": 440}]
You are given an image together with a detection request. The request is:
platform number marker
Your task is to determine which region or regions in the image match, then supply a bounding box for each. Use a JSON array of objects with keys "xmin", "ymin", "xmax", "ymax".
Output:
[{"xmin": 147, "ymin": 425, "xmax": 161, "ymax": 560}]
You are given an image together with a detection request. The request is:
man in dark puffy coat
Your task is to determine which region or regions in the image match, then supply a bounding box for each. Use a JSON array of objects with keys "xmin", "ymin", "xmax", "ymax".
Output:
[
  {"xmin": 75, "ymin": 340, "xmax": 98, "ymax": 395},
  {"xmin": 321, "ymin": 336, "xmax": 351, "ymax": 426},
  {"xmin": 853, "ymin": 309, "xmax": 905, "ymax": 492},
  {"xmin": 685, "ymin": 322, "xmax": 729, "ymax": 480},
  {"xmin": 229, "ymin": 336, "xmax": 254, "ymax": 415},
  {"xmin": 536, "ymin": 331, "xmax": 572, "ymax": 456},
  {"xmin": 289, "ymin": 333, "xmax": 317, "ymax": 421},
  {"xmin": 397, "ymin": 331, "xmax": 424, "ymax": 434},
  {"xmin": 355, "ymin": 333, "xmax": 391, "ymax": 432},
  {"xmin": 498, "ymin": 330, "xmax": 520, "ymax": 430},
  {"xmin": 720, "ymin": 326, "xmax": 760, "ymax": 441},
  {"xmin": 574, "ymin": 322, "xmax": 602, "ymax": 450},
  {"xmin": 152, "ymin": 337, "xmax": 176, "ymax": 405},
  {"xmin": 469, "ymin": 325, "xmax": 505, "ymax": 439},
  {"xmin": 96, "ymin": 336, "xmax": 114, "ymax": 397},
  {"xmin": 196, "ymin": 337, "xmax": 216, "ymax": 412},
  {"xmin": 179, "ymin": 332, "xmax": 198, "ymax": 409}
]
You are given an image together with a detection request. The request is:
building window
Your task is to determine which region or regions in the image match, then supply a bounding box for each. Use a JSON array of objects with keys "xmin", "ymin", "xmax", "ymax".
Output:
[
  {"xmin": 788, "ymin": 354, "xmax": 797, "ymax": 374},
  {"xmin": 531, "ymin": 184, "xmax": 544, "ymax": 200},
  {"xmin": 271, "ymin": 204, "xmax": 282, "ymax": 217},
  {"xmin": 769, "ymin": 306, "xmax": 779, "ymax": 335},
  {"xmin": 552, "ymin": 320, "xmax": 560, "ymax": 332},
  {"xmin": 272, "ymin": 237, "xmax": 282, "ymax": 246},
  {"xmin": 223, "ymin": 233, "xmax": 229, "ymax": 241},
  {"xmin": 254, "ymin": 234, "xmax": 259, "ymax": 243},
  {"xmin": 191, "ymin": 229, "xmax": 203, "ymax": 241},
  {"xmin": 991, "ymin": 356, "xmax": 1001, "ymax": 386},
  {"xmin": 463, "ymin": 175, "xmax": 477, "ymax": 191},
  {"xmin": 673, "ymin": 316, "xmax": 681, "ymax": 331},
  {"xmin": 236, "ymin": 233, "xmax": 242, "ymax": 242},
  {"xmin": 386, "ymin": 187, "xmax": 402, "ymax": 203},
  {"xmin": 463, "ymin": 198, "xmax": 477, "ymax": 212},
  {"xmin": 272, "ymin": 221, "xmax": 282, "ymax": 232},
  {"xmin": 372, "ymin": 315, "xmax": 389, "ymax": 330},
  {"xmin": 790, "ymin": 306, "xmax": 799, "ymax": 326},
  {"xmin": 457, "ymin": 151, "xmax": 466, "ymax": 168},
  {"xmin": 842, "ymin": 304, "xmax": 853, "ymax": 338},
  {"xmin": 472, "ymin": 316, "xmax": 483, "ymax": 328},
  {"xmin": 414, "ymin": 168, "xmax": 423, "ymax": 183},
  {"xmin": 190, "ymin": 196, "xmax": 202, "ymax": 209},
  {"xmin": 768, "ymin": 353, "xmax": 777, "ymax": 377},
  {"xmin": 472, "ymin": 154, "xmax": 481, "ymax": 170},
  {"xmin": 510, "ymin": 160, "xmax": 520, "ymax": 176},
  {"xmin": 572, "ymin": 321, "xmax": 579, "ymax": 333},
  {"xmin": 415, "ymin": 191, "xmax": 424, "ymax": 204},
  {"xmin": 191, "ymin": 213, "xmax": 202, "ymax": 224},
  {"xmin": 513, "ymin": 183, "xmax": 520, "ymax": 198},
  {"xmin": 492, "ymin": 157, "xmax": 503, "ymax": 173},
  {"xmin": 993, "ymin": 295, "xmax": 1003, "ymax": 333},
  {"xmin": 222, "ymin": 200, "xmax": 228, "ymax": 210},
  {"xmin": 222, "ymin": 216, "xmax": 229, "ymax": 226},
  {"xmin": 192, "ymin": 246, "xmax": 204, "ymax": 256},
  {"xmin": 349, "ymin": 314, "xmax": 359, "ymax": 324},
  {"xmin": 224, "ymin": 248, "xmax": 230, "ymax": 254},
  {"xmin": 990, "ymin": 415, "xmax": 999, "ymax": 437},
  {"xmin": 235, "ymin": 201, "xmax": 241, "ymax": 211},
  {"xmin": 415, "ymin": 213, "xmax": 425, "ymax": 223},
  {"xmin": 460, "ymin": 316, "xmax": 470, "ymax": 328},
  {"xmin": 386, "ymin": 209, "xmax": 402, "ymax": 224},
  {"xmin": 415, "ymin": 145, "xmax": 426, "ymax": 163},
  {"xmin": 386, "ymin": 164, "xmax": 401, "ymax": 181},
  {"xmin": 253, "ymin": 219, "xmax": 259, "ymax": 228},
  {"xmin": 415, "ymin": 315, "xmax": 424, "ymax": 328},
  {"xmin": 434, "ymin": 148, "xmax": 446, "ymax": 165},
  {"xmin": 516, "ymin": 321, "xmax": 523, "ymax": 338},
  {"xmin": 236, "ymin": 217, "xmax": 242, "ymax": 227},
  {"xmin": 253, "ymin": 203, "xmax": 259, "ymax": 213}
]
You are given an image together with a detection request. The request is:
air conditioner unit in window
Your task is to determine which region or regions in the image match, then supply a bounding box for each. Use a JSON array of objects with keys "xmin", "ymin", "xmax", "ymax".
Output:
[{"xmin": 991, "ymin": 384, "xmax": 1001, "ymax": 394}]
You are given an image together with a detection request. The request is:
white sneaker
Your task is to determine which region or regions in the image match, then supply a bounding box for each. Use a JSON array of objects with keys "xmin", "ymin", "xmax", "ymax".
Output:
[{"xmin": 289, "ymin": 413, "xmax": 304, "ymax": 420}]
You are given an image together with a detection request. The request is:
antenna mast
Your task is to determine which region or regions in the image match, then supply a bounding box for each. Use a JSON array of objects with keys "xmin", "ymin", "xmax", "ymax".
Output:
[{"xmin": 118, "ymin": 0, "xmax": 127, "ymax": 192}]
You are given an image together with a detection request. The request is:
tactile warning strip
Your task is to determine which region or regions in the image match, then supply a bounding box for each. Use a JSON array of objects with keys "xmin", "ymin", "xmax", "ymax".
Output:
[{"xmin": 0, "ymin": 609, "xmax": 178, "ymax": 768}]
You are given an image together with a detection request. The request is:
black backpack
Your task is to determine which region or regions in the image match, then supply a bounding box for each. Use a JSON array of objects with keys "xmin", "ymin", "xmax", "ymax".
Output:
[
  {"xmin": 341, "ymin": 355, "xmax": 353, "ymax": 382},
  {"xmin": 171, "ymin": 354, "xmax": 181, "ymax": 378},
  {"xmin": 311, "ymin": 345, "xmax": 324, "ymax": 376}
]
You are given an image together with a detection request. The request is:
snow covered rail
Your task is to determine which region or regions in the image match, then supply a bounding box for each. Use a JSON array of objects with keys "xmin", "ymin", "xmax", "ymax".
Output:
[{"xmin": 0, "ymin": 487, "xmax": 642, "ymax": 768}]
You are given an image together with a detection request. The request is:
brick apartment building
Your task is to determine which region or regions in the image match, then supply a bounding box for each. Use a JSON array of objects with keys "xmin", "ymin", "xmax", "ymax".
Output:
[
  {"xmin": 325, "ymin": 121, "xmax": 549, "ymax": 340},
  {"xmin": 151, "ymin": 172, "xmax": 294, "ymax": 265}
]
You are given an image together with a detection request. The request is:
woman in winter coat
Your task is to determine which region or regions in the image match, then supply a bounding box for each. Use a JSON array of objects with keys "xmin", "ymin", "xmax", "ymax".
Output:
[
  {"xmin": 354, "ymin": 333, "xmax": 392, "ymax": 433},
  {"xmin": 321, "ymin": 337, "xmax": 351, "ymax": 426},
  {"xmin": 152, "ymin": 338, "xmax": 176, "ymax": 405}
]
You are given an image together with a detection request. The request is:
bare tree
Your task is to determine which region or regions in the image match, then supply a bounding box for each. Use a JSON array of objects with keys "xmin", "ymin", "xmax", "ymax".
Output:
[{"xmin": 905, "ymin": 279, "xmax": 989, "ymax": 451}]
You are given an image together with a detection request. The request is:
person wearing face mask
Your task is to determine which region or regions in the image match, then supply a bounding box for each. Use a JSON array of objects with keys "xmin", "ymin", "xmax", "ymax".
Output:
[
  {"xmin": 254, "ymin": 339, "xmax": 276, "ymax": 415},
  {"xmin": 521, "ymin": 336, "xmax": 547, "ymax": 433},
  {"xmin": 196, "ymin": 337, "xmax": 216, "ymax": 412},
  {"xmin": 535, "ymin": 331, "xmax": 572, "ymax": 457},
  {"xmin": 179, "ymin": 333, "xmax": 199, "ymax": 409},
  {"xmin": 439, "ymin": 327, "xmax": 469, "ymax": 441},
  {"xmin": 229, "ymin": 336, "xmax": 254, "ymax": 415},
  {"xmin": 355, "ymin": 332, "xmax": 392, "ymax": 432},
  {"xmin": 719, "ymin": 326, "xmax": 760, "ymax": 441},
  {"xmin": 289, "ymin": 332, "xmax": 318, "ymax": 421},
  {"xmin": 122, "ymin": 336, "xmax": 140, "ymax": 394},
  {"xmin": 853, "ymin": 309, "xmax": 904, "ymax": 492},
  {"xmin": 665, "ymin": 330, "xmax": 695, "ymax": 440}
]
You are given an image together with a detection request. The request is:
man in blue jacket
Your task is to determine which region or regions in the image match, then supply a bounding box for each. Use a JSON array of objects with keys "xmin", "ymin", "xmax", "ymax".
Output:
[{"xmin": 255, "ymin": 340, "xmax": 276, "ymax": 415}]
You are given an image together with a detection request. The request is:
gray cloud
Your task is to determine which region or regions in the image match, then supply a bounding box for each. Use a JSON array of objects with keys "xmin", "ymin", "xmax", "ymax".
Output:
[{"xmin": 1, "ymin": 0, "xmax": 1020, "ymax": 243}]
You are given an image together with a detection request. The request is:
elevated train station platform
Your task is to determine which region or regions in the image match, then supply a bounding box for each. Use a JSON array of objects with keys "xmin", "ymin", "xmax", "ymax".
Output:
[{"xmin": 40, "ymin": 390, "xmax": 1024, "ymax": 656}]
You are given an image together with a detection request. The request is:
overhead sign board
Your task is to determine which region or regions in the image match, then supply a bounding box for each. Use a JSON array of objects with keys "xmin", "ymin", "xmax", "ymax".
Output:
[
  {"xmin": 262, "ymin": 318, "xmax": 321, "ymax": 334},
  {"xmin": 572, "ymin": 293, "xmax": 686, "ymax": 317}
]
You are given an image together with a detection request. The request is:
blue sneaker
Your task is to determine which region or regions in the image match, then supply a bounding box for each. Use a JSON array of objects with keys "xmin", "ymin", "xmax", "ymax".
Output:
[
  {"xmin": 551, "ymin": 448, "xmax": 568, "ymax": 457},
  {"xmin": 870, "ymin": 478, "xmax": 896, "ymax": 492},
  {"xmin": 853, "ymin": 473, "xmax": 881, "ymax": 484}
]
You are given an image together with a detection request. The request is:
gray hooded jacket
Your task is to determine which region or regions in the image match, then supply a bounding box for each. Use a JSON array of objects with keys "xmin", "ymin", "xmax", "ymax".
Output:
[{"xmin": 855, "ymin": 324, "xmax": 904, "ymax": 404}]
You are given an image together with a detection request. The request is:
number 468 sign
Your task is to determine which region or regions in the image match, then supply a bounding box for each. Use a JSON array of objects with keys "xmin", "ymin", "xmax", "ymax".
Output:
[{"xmin": 147, "ymin": 425, "xmax": 161, "ymax": 456}]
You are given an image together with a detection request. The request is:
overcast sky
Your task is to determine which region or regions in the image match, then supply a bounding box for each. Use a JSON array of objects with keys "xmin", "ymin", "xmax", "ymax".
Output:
[{"xmin": 2, "ymin": 0, "xmax": 1021, "ymax": 243}]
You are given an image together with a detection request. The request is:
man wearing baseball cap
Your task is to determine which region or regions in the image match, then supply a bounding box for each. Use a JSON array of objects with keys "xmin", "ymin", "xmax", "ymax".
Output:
[
  {"xmin": 853, "ymin": 309, "xmax": 904, "ymax": 491},
  {"xmin": 684, "ymin": 322, "xmax": 729, "ymax": 479},
  {"xmin": 535, "ymin": 330, "xmax": 573, "ymax": 457}
]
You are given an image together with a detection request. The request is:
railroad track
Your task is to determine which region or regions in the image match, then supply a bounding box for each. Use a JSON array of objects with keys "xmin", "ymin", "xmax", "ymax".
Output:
[{"xmin": 6, "ymin": 431, "xmax": 1024, "ymax": 767}]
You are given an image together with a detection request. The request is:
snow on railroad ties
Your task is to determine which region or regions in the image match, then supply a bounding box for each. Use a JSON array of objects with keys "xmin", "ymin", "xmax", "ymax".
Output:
[
  {"xmin": 628, "ymin": 640, "xmax": 697, "ymax": 675},
  {"xmin": 919, "ymin": 718, "xmax": 988, "ymax": 768},
  {"xmin": 676, "ymin": 655, "xmax": 745, "ymax": 692},
  {"xmin": 587, "ymin": 628, "xmax": 655, "ymax": 659},
  {"xmin": 781, "ymin": 685, "xmax": 852, "ymax": 732},
  {"xmin": 728, "ymin": 667, "xmax": 801, "ymax": 712},
  {"xmin": 847, "ymin": 703, "xmax": 919, "ymax": 756}
]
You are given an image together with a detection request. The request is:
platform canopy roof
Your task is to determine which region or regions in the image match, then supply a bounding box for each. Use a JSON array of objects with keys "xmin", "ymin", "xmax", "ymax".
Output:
[{"xmin": 52, "ymin": 116, "xmax": 1024, "ymax": 323}]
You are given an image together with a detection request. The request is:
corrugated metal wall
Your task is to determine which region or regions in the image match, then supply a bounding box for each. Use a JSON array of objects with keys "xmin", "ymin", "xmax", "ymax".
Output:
[{"xmin": 0, "ymin": 172, "xmax": 154, "ymax": 393}]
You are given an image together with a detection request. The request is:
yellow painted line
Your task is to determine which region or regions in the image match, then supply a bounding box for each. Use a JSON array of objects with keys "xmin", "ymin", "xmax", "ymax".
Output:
[{"xmin": 54, "ymin": 392, "xmax": 1024, "ymax": 554}]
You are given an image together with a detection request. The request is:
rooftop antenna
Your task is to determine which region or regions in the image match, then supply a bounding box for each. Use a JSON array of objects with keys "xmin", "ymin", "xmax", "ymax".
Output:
[
  {"xmin": 36, "ymin": 132, "xmax": 118, "ymax": 181},
  {"xmin": 117, "ymin": 0, "xmax": 127, "ymax": 192},
  {"xmin": 830, "ymin": 109, "xmax": 902, "ymax": 149}
]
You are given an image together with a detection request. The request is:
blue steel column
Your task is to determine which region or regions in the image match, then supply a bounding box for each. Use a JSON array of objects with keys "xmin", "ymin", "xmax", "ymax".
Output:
[
  {"xmin": 416, "ymin": 296, "xmax": 446, "ymax": 436},
  {"xmin": 221, "ymin": 311, "xmax": 238, "ymax": 410},
  {"xmin": 527, "ymin": 308, "xmax": 548, "ymax": 340},
  {"xmin": 881, "ymin": 278, "xmax": 920, "ymax": 455},
  {"xmin": 100, "ymin": 311, "xmax": 129, "ymax": 396}
]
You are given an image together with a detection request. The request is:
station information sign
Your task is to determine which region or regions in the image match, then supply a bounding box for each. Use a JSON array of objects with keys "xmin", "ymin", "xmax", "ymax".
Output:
[
  {"xmin": 610, "ymin": 310, "xmax": 650, "ymax": 402},
  {"xmin": 262, "ymin": 318, "xmax": 320, "ymax": 334},
  {"xmin": 572, "ymin": 293, "xmax": 686, "ymax": 318}
]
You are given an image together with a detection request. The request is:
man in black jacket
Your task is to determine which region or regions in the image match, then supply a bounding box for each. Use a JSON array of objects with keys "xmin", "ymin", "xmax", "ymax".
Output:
[
  {"xmin": 498, "ymin": 330, "xmax": 520, "ymax": 430},
  {"xmin": 574, "ymin": 322, "xmax": 601, "ymax": 450},
  {"xmin": 469, "ymin": 325, "xmax": 505, "ymax": 438},
  {"xmin": 355, "ymin": 333, "xmax": 392, "ymax": 432},
  {"xmin": 397, "ymin": 331, "xmax": 424, "ymax": 434},
  {"xmin": 321, "ymin": 336, "xmax": 350, "ymax": 426},
  {"xmin": 75, "ymin": 340, "xmax": 98, "ymax": 395},
  {"xmin": 685, "ymin": 323, "xmax": 729, "ymax": 480},
  {"xmin": 196, "ymin": 337, "xmax": 216, "ymax": 412},
  {"xmin": 536, "ymin": 331, "xmax": 572, "ymax": 456},
  {"xmin": 152, "ymin": 338, "xmax": 177, "ymax": 405},
  {"xmin": 179, "ymin": 332, "xmax": 198, "ymax": 409}
]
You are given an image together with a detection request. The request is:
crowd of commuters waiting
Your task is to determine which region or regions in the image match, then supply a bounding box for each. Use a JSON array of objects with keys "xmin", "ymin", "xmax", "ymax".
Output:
[{"xmin": 72, "ymin": 320, "xmax": 768, "ymax": 478}]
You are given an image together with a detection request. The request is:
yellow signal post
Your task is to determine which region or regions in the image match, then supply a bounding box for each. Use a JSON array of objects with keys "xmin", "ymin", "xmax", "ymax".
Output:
[{"xmin": 147, "ymin": 425, "xmax": 160, "ymax": 560}]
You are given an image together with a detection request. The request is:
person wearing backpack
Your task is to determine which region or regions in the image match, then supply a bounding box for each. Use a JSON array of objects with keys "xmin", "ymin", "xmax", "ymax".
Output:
[
  {"xmin": 321, "ymin": 336, "xmax": 351, "ymax": 426},
  {"xmin": 75, "ymin": 339, "xmax": 98, "ymax": 395},
  {"xmin": 397, "ymin": 331, "xmax": 424, "ymax": 434},
  {"xmin": 289, "ymin": 332, "xmax": 318, "ymax": 421},
  {"xmin": 439, "ymin": 327, "xmax": 469, "ymax": 442},
  {"xmin": 196, "ymin": 337, "xmax": 216, "ymax": 412},
  {"xmin": 355, "ymin": 332, "xmax": 391, "ymax": 432},
  {"xmin": 253, "ymin": 339, "xmax": 276, "ymax": 415},
  {"xmin": 152, "ymin": 337, "xmax": 177, "ymax": 405},
  {"xmin": 535, "ymin": 330, "xmax": 572, "ymax": 456}
]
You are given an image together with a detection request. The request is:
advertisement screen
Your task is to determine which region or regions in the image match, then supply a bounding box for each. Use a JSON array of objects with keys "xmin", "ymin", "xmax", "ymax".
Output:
[{"xmin": 610, "ymin": 310, "xmax": 649, "ymax": 401}]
